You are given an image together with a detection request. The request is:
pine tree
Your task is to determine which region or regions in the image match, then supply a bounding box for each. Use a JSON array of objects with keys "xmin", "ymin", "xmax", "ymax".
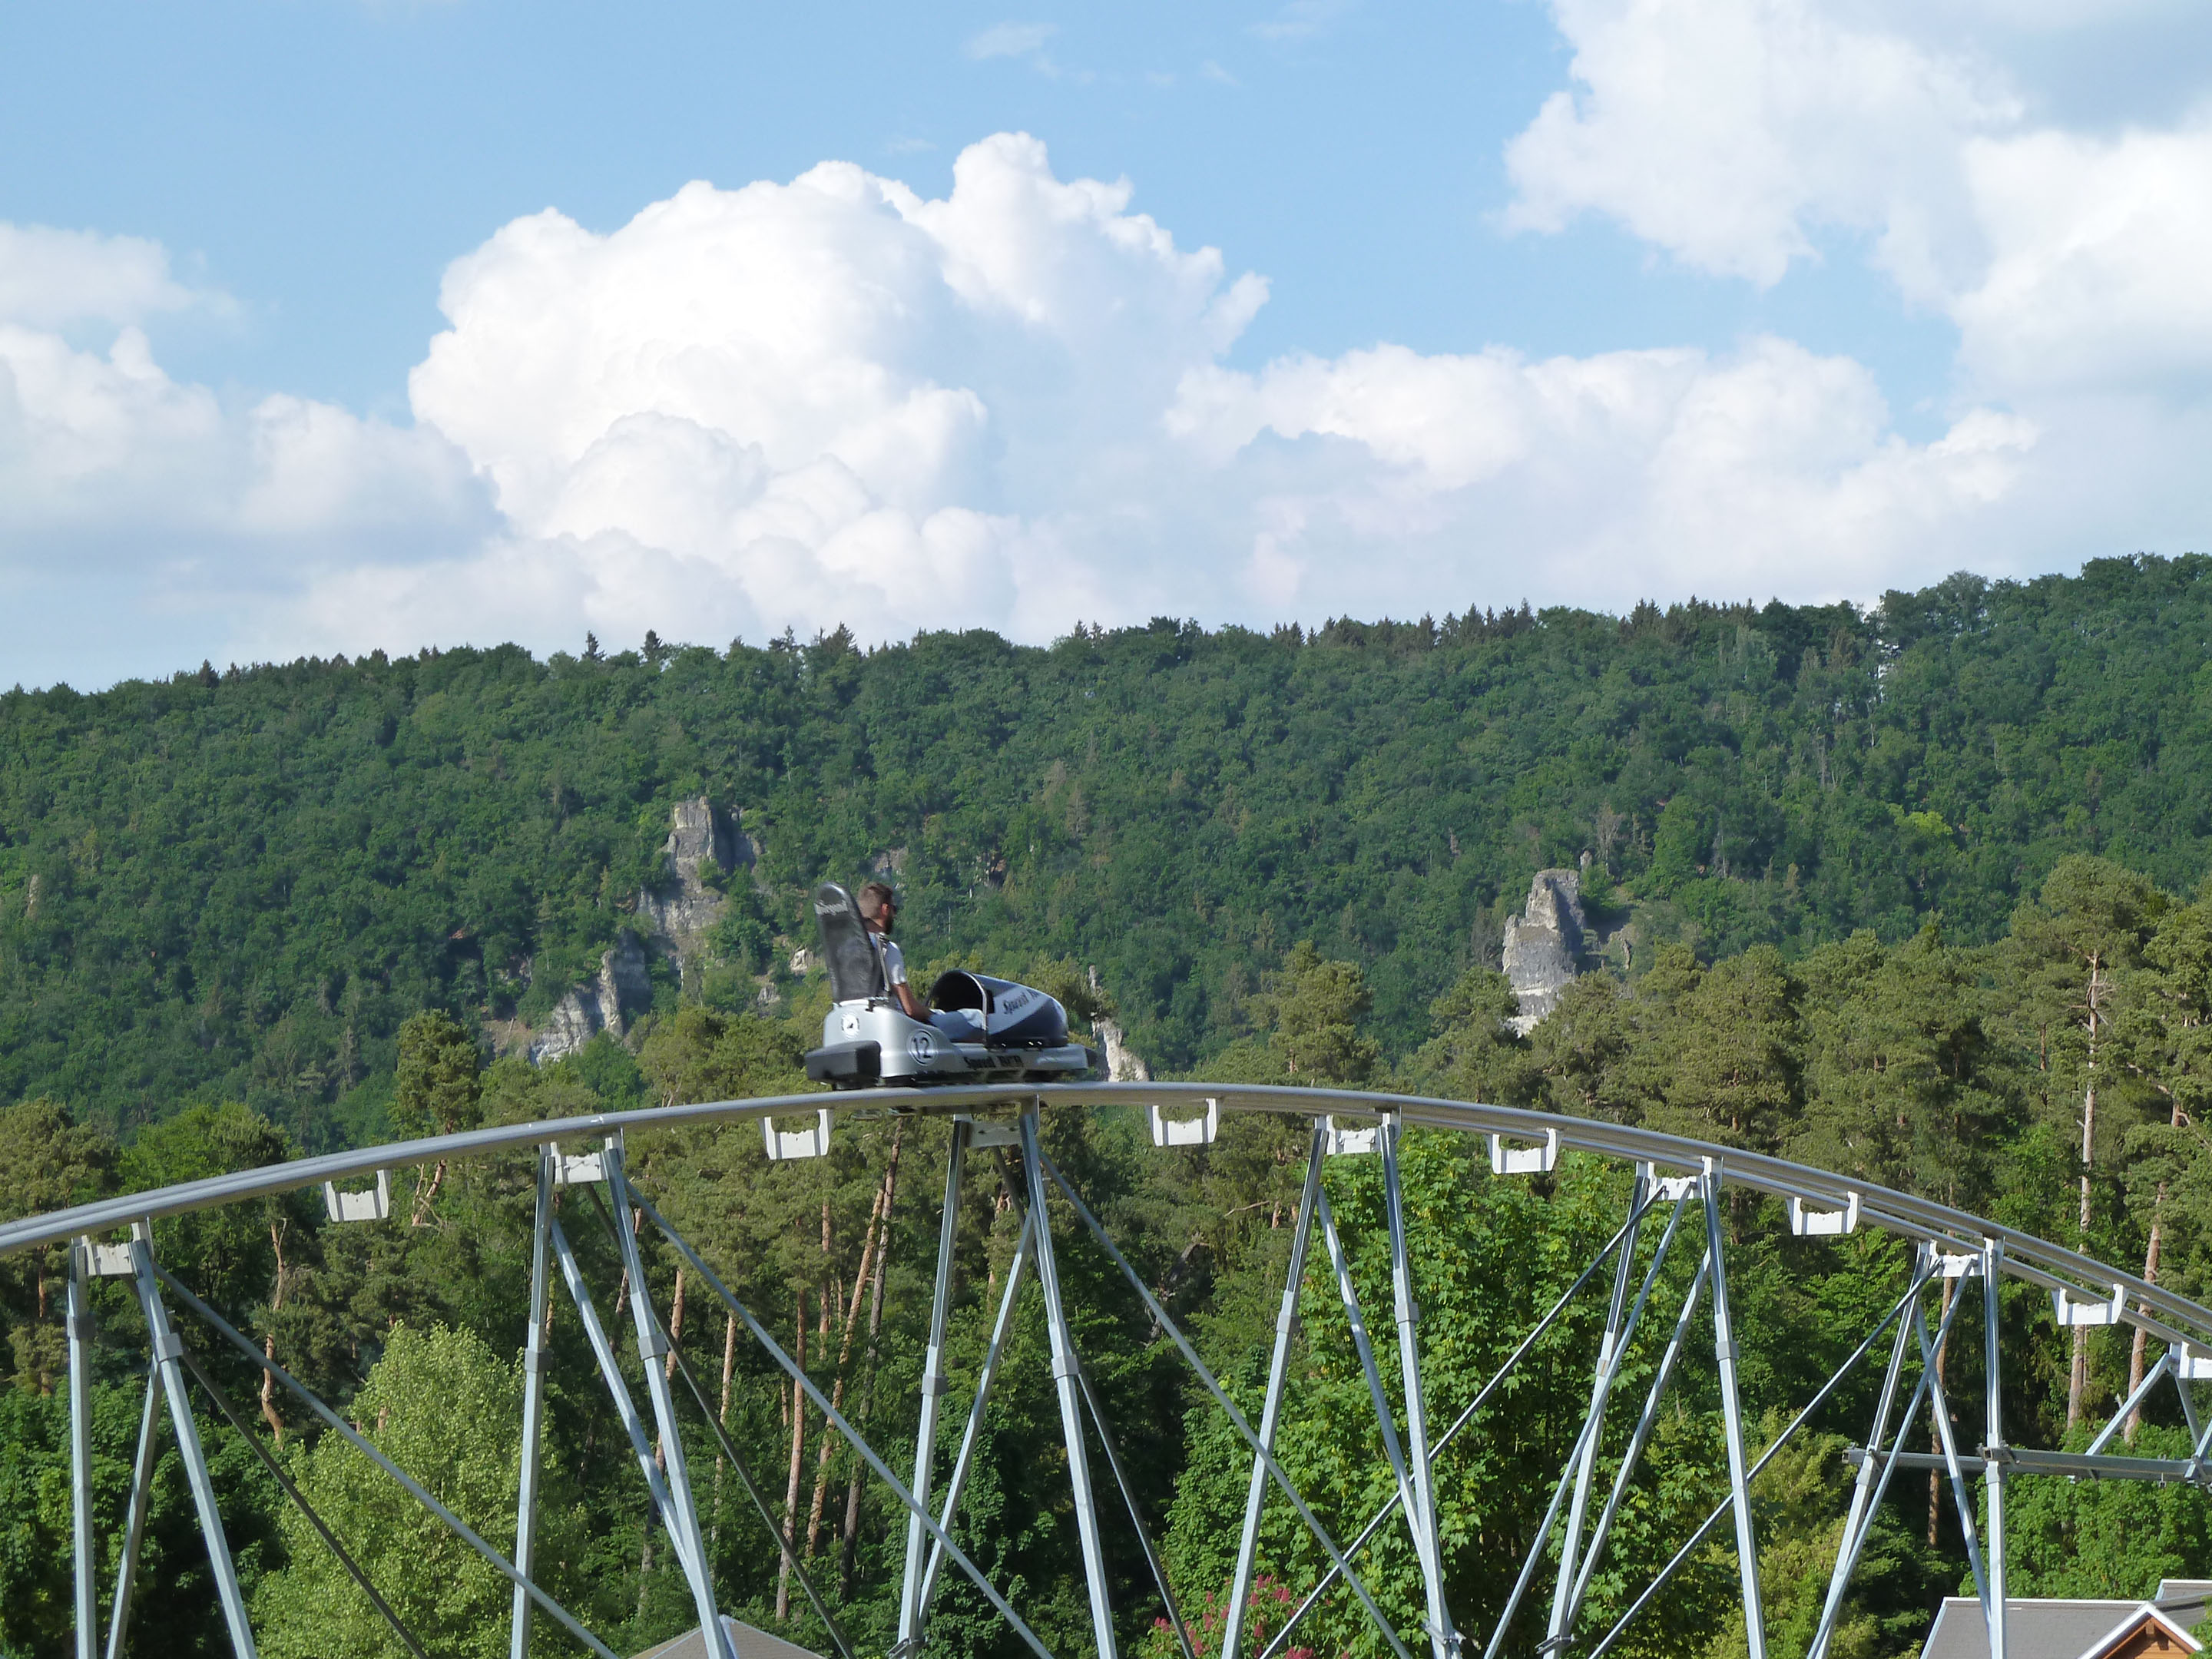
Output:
[{"xmin": 2008, "ymin": 856, "xmax": 2162, "ymax": 1427}]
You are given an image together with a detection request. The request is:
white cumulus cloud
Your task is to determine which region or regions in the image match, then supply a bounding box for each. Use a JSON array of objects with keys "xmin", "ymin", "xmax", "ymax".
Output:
[
  {"xmin": 1501, "ymin": 0, "xmax": 2212, "ymax": 404},
  {"xmin": 0, "ymin": 221, "xmax": 491, "ymax": 680},
  {"xmin": 263, "ymin": 130, "xmax": 2049, "ymax": 658},
  {"xmin": 392, "ymin": 134, "xmax": 1271, "ymax": 650},
  {"xmin": 1169, "ymin": 336, "xmax": 2036, "ymax": 610},
  {"xmin": 0, "ymin": 224, "xmax": 206, "ymax": 330},
  {"xmin": 1955, "ymin": 116, "xmax": 2212, "ymax": 394},
  {"xmin": 1483, "ymin": 0, "xmax": 2212, "ymax": 616},
  {"xmin": 1503, "ymin": 0, "xmax": 2018, "ymax": 296},
  {"xmin": 8, "ymin": 61, "xmax": 2211, "ymax": 690},
  {"xmin": 0, "ymin": 321, "xmax": 481, "ymax": 554}
]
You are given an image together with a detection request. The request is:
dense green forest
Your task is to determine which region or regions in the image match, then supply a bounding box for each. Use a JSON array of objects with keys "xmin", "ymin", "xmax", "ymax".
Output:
[
  {"xmin": 10, "ymin": 555, "xmax": 2212, "ymax": 1132},
  {"xmin": 8, "ymin": 556, "xmax": 2212, "ymax": 1658}
]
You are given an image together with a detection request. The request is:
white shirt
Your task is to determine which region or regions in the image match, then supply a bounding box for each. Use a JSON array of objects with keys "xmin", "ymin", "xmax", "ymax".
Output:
[{"xmin": 877, "ymin": 936, "xmax": 907, "ymax": 988}]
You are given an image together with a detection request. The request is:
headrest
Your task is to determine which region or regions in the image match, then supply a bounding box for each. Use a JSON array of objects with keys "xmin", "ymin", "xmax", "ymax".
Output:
[{"xmin": 813, "ymin": 882, "xmax": 886, "ymax": 1004}]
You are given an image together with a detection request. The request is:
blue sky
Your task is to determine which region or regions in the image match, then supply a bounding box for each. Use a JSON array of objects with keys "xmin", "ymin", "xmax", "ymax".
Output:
[
  {"xmin": 2, "ymin": 0, "xmax": 2209, "ymax": 687},
  {"xmin": 0, "ymin": 2, "xmax": 1973, "ymax": 412}
]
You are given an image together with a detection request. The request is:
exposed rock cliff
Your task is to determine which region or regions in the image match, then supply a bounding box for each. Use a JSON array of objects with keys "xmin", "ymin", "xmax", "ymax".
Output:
[
  {"xmin": 1095, "ymin": 1018, "xmax": 1151, "ymax": 1082},
  {"xmin": 638, "ymin": 799, "xmax": 753, "ymax": 985},
  {"xmin": 526, "ymin": 992, "xmax": 594, "ymax": 1065},
  {"xmin": 1502, "ymin": 868, "xmax": 1586, "ymax": 1034},
  {"xmin": 528, "ymin": 796, "xmax": 753, "ymax": 1062},
  {"xmin": 530, "ymin": 930, "xmax": 651, "ymax": 1064},
  {"xmin": 639, "ymin": 800, "xmax": 747, "ymax": 932}
]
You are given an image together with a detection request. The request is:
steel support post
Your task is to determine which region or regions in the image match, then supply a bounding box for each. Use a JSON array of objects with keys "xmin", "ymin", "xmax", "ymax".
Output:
[
  {"xmin": 1806, "ymin": 1253, "xmax": 1920, "ymax": 1659},
  {"xmin": 1316, "ymin": 1189, "xmax": 1422, "ymax": 1557},
  {"xmin": 1913, "ymin": 1296, "xmax": 1990, "ymax": 1608},
  {"xmin": 1588, "ymin": 1263, "xmax": 1939, "ymax": 1659},
  {"xmin": 157, "ymin": 1264, "xmax": 620, "ymax": 1659},
  {"xmin": 2086, "ymin": 1349, "xmax": 2176, "ymax": 1455},
  {"xmin": 2178, "ymin": 1350, "xmax": 2204, "ymax": 1446},
  {"xmin": 1982, "ymin": 1239, "xmax": 2007, "ymax": 1659},
  {"xmin": 1021, "ymin": 1107, "xmax": 1120, "ymax": 1659},
  {"xmin": 633, "ymin": 1194, "xmax": 1058, "ymax": 1659},
  {"xmin": 915, "ymin": 1209, "xmax": 1035, "ymax": 1622},
  {"xmin": 1561, "ymin": 1250, "xmax": 1710, "ymax": 1639},
  {"xmin": 128, "ymin": 1228, "xmax": 257, "ymax": 1658},
  {"xmin": 1546, "ymin": 1171, "xmax": 1649, "ymax": 1651},
  {"xmin": 510, "ymin": 1147, "xmax": 555, "ymax": 1659},
  {"xmin": 2173, "ymin": 1346, "xmax": 2207, "ymax": 1455},
  {"xmin": 1703, "ymin": 1160, "xmax": 1766, "ymax": 1659},
  {"xmin": 662, "ymin": 1344, "xmax": 854, "ymax": 1659},
  {"xmin": 1812, "ymin": 1267, "xmax": 1975, "ymax": 1659},
  {"xmin": 899, "ymin": 1118, "xmax": 971, "ymax": 1653},
  {"xmin": 549, "ymin": 1216, "xmax": 704, "ymax": 1585},
  {"xmin": 177, "ymin": 1347, "xmax": 429, "ymax": 1659},
  {"xmin": 2185, "ymin": 1349, "xmax": 2212, "ymax": 1459},
  {"xmin": 603, "ymin": 1144, "xmax": 734, "ymax": 1659},
  {"xmin": 67, "ymin": 1239, "xmax": 97, "ymax": 1659},
  {"xmin": 1221, "ymin": 1124, "xmax": 1326, "ymax": 1659},
  {"xmin": 1483, "ymin": 1193, "xmax": 1687, "ymax": 1659},
  {"xmin": 1381, "ymin": 1116, "xmax": 1455, "ymax": 1659},
  {"xmin": 1257, "ymin": 1200, "xmax": 1664, "ymax": 1659},
  {"xmin": 1484, "ymin": 1390, "xmax": 1618, "ymax": 1658},
  {"xmin": 104, "ymin": 1365, "xmax": 161, "ymax": 1659},
  {"xmin": 2186, "ymin": 1363, "xmax": 2212, "ymax": 1462},
  {"xmin": 1077, "ymin": 1360, "xmax": 1199, "ymax": 1659},
  {"xmin": 1038, "ymin": 1150, "xmax": 1417, "ymax": 1659}
]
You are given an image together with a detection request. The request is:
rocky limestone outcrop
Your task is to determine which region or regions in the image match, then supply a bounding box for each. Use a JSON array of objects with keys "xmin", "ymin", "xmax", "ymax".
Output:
[
  {"xmin": 527, "ymin": 993, "xmax": 597, "ymax": 1065},
  {"xmin": 530, "ymin": 930, "xmax": 651, "ymax": 1065},
  {"xmin": 638, "ymin": 800, "xmax": 753, "ymax": 975},
  {"xmin": 1094, "ymin": 1018, "xmax": 1151, "ymax": 1082},
  {"xmin": 640, "ymin": 799, "xmax": 746, "ymax": 932},
  {"xmin": 527, "ymin": 798, "xmax": 759, "ymax": 1062},
  {"xmin": 603, "ymin": 926, "xmax": 652, "ymax": 1015},
  {"xmin": 1502, "ymin": 868, "xmax": 1586, "ymax": 1034}
]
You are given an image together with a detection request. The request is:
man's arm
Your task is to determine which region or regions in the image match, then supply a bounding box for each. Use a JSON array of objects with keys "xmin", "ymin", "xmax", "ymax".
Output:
[{"xmin": 882, "ymin": 937, "xmax": 929, "ymax": 1019}]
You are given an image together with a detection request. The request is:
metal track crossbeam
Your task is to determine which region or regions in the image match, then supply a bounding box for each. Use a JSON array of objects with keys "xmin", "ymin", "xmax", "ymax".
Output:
[{"xmin": 37, "ymin": 1087, "xmax": 2212, "ymax": 1659}]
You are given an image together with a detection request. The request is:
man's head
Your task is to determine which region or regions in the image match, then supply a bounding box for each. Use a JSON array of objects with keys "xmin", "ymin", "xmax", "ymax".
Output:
[{"xmin": 857, "ymin": 882, "xmax": 898, "ymax": 933}]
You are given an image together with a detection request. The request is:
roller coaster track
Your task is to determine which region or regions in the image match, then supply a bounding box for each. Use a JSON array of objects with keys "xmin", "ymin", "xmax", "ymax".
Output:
[{"xmin": 8, "ymin": 1082, "xmax": 2208, "ymax": 1659}]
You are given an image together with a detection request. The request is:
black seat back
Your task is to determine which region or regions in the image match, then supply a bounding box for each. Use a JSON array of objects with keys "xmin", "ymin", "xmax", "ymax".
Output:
[{"xmin": 813, "ymin": 882, "xmax": 886, "ymax": 1005}]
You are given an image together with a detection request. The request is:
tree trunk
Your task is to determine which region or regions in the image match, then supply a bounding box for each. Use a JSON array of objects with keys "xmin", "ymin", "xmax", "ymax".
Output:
[
  {"xmin": 410, "ymin": 1159, "xmax": 448, "ymax": 1226},
  {"xmin": 2069, "ymin": 952, "xmax": 2102, "ymax": 1430},
  {"xmin": 711, "ymin": 1310, "xmax": 737, "ymax": 1549},
  {"xmin": 777, "ymin": 1293, "xmax": 808, "ymax": 1621},
  {"xmin": 665, "ymin": 1267, "xmax": 687, "ymax": 1379},
  {"xmin": 843, "ymin": 1124, "xmax": 904, "ymax": 1597},
  {"xmin": 261, "ymin": 1218, "xmax": 290, "ymax": 1441},
  {"xmin": 2129, "ymin": 1156, "xmax": 2175, "ymax": 1443},
  {"xmin": 806, "ymin": 1164, "xmax": 895, "ymax": 1560},
  {"xmin": 1929, "ymin": 1274, "xmax": 1954, "ymax": 1546}
]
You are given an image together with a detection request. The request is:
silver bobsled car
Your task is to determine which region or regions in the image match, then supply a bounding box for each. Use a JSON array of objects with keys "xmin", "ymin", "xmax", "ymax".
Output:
[{"xmin": 800, "ymin": 882, "xmax": 1101, "ymax": 1088}]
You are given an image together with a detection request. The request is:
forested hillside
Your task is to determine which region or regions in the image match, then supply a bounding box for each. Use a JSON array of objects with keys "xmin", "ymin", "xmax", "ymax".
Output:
[
  {"xmin": 7, "ymin": 555, "xmax": 2212, "ymax": 1137},
  {"xmin": 8, "ymin": 556, "xmax": 2212, "ymax": 1659}
]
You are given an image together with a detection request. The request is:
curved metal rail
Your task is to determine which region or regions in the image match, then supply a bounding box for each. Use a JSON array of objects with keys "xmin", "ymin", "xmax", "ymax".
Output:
[
  {"xmin": 16, "ymin": 1082, "xmax": 2209, "ymax": 1659},
  {"xmin": 8, "ymin": 1083, "xmax": 2207, "ymax": 1348}
]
